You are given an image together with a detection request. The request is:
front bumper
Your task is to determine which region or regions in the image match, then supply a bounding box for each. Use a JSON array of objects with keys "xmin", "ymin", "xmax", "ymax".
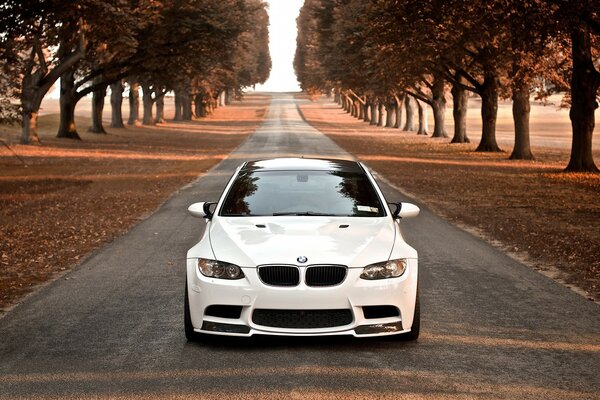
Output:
[{"xmin": 186, "ymin": 259, "xmax": 418, "ymax": 337}]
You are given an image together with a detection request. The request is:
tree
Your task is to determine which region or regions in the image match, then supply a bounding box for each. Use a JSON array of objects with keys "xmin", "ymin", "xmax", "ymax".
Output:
[
  {"xmin": 450, "ymin": 73, "xmax": 470, "ymax": 143},
  {"xmin": 567, "ymin": 20, "xmax": 599, "ymax": 171},
  {"xmin": 0, "ymin": 0, "xmax": 88, "ymax": 143},
  {"xmin": 0, "ymin": 0, "xmax": 270, "ymax": 142},
  {"xmin": 295, "ymin": 0, "xmax": 334, "ymax": 96},
  {"xmin": 109, "ymin": 81, "xmax": 125, "ymax": 128},
  {"xmin": 552, "ymin": 0, "xmax": 600, "ymax": 172},
  {"xmin": 0, "ymin": 0, "xmax": 145, "ymax": 142}
]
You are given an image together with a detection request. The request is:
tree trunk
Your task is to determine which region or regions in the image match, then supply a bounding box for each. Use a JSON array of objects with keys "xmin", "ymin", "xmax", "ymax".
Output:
[
  {"xmin": 209, "ymin": 99, "xmax": 215, "ymax": 115},
  {"xmin": 510, "ymin": 80, "xmax": 534, "ymax": 160},
  {"xmin": 174, "ymin": 91, "xmax": 183, "ymax": 121},
  {"xmin": 18, "ymin": 39, "xmax": 84, "ymax": 144},
  {"xmin": 362, "ymin": 102, "xmax": 369, "ymax": 122},
  {"xmin": 218, "ymin": 91, "xmax": 226, "ymax": 107},
  {"xmin": 476, "ymin": 68, "xmax": 502, "ymax": 152},
  {"xmin": 155, "ymin": 94, "xmax": 165, "ymax": 123},
  {"xmin": 358, "ymin": 101, "xmax": 364, "ymax": 120},
  {"xmin": 403, "ymin": 95, "xmax": 415, "ymax": 131},
  {"xmin": 141, "ymin": 84, "xmax": 154, "ymax": 125},
  {"xmin": 182, "ymin": 90, "xmax": 193, "ymax": 120},
  {"xmin": 208, "ymin": 97, "xmax": 215, "ymax": 114},
  {"xmin": 394, "ymin": 94, "xmax": 404, "ymax": 129},
  {"xmin": 223, "ymin": 89, "xmax": 229, "ymax": 105},
  {"xmin": 19, "ymin": 99, "xmax": 39, "ymax": 146},
  {"xmin": 195, "ymin": 94, "xmax": 202, "ymax": 117},
  {"xmin": 385, "ymin": 102, "xmax": 394, "ymax": 127},
  {"xmin": 334, "ymin": 89, "xmax": 341, "ymax": 104},
  {"xmin": 56, "ymin": 70, "xmax": 80, "ymax": 139},
  {"xmin": 369, "ymin": 101, "xmax": 378, "ymax": 126},
  {"xmin": 21, "ymin": 111, "xmax": 41, "ymax": 144},
  {"xmin": 196, "ymin": 94, "xmax": 207, "ymax": 117},
  {"xmin": 377, "ymin": 103, "xmax": 384, "ymax": 126},
  {"xmin": 127, "ymin": 81, "xmax": 140, "ymax": 125},
  {"xmin": 450, "ymin": 81, "xmax": 469, "ymax": 143},
  {"xmin": 431, "ymin": 73, "xmax": 448, "ymax": 138},
  {"xmin": 110, "ymin": 81, "xmax": 125, "ymax": 128},
  {"xmin": 20, "ymin": 83, "xmax": 44, "ymax": 144},
  {"xmin": 350, "ymin": 100, "xmax": 357, "ymax": 117},
  {"xmin": 89, "ymin": 79, "xmax": 107, "ymax": 134},
  {"xmin": 394, "ymin": 102, "xmax": 401, "ymax": 129},
  {"xmin": 416, "ymin": 100, "xmax": 428, "ymax": 135},
  {"xmin": 566, "ymin": 21, "xmax": 599, "ymax": 172}
]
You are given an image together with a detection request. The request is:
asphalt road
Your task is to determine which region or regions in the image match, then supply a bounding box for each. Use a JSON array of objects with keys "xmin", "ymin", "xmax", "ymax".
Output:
[{"xmin": 1, "ymin": 94, "xmax": 599, "ymax": 399}]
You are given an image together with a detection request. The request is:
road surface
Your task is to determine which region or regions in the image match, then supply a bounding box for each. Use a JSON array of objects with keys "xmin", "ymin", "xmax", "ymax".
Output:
[{"xmin": 1, "ymin": 94, "xmax": 599, "ymax": 399}]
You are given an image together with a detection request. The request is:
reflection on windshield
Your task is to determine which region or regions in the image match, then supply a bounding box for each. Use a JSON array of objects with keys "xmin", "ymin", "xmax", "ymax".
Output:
[
  {"xmin": 220, "ymin": 170, "xmax": 385, "ymax": 217},
  {"xmin": 220, "ymin": 174, "xmax": 258, "ymax": 215}
]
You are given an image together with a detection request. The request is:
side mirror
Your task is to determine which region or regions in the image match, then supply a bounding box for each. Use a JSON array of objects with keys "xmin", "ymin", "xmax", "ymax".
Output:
[
  {"xmin": 188, "ymin": 202, "xmax": 216, "ymax": 219},
  {"xmin": 389, "ymin": 202, "xmax": 420, "ymax": 219}
]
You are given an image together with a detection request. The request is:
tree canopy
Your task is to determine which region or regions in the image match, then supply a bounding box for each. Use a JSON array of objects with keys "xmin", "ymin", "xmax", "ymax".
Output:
[
  {"xmin": 295, "ymin": 0, "xmax": 600, "ymax": 172},
  {"xmin": 0, "ymin": 0, "xmax": 271, "ymax": 142}
]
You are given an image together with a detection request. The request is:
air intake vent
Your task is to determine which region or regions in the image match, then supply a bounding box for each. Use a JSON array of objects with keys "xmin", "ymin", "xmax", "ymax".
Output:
[
  {"xmin": 305, "ymin": 265, "xmax": 347, "ymax": 287},
  {"xmin": 252, "ymin": 309, "xmax": 353, "ymax": 329},
  {"xmin": 258, "ymin": 265, "xmax": 300, "ymax": 286},
  {"xmin": 205, "ymin": 305, "xmax": 243, "ymax": 319},
  {"xmin": 362, "ymin": 305, "xmax": 400, "ymax": 319}
]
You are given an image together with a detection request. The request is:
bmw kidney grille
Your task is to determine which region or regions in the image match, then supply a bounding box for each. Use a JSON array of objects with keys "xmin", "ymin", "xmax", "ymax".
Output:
[{"xmin": 258, "ymin": 265, "xmax": 347, "ymax": 287}]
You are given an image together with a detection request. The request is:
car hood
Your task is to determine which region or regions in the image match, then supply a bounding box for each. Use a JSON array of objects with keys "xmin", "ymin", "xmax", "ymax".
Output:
[{"xmin": 208, "ymin": 216, "xmax": 395, "ymax": 268}]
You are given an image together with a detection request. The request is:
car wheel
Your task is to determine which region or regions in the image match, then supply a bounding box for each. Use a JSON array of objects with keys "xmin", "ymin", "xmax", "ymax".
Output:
[
  {"xmin": 398, "ymin": 288, "xmax": 420, "ymax": 341},
  {"xmin": 184, "ymin": 279, "xmax": 199, "ymax": 341}
]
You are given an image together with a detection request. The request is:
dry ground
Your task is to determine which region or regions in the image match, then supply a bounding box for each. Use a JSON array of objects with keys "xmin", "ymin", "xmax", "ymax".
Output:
[
  {"xmin": 0, "ymin": 93, "xmax": 270, "ymax": 311},
  {"xmin": 1, "ymin": 91, "xmax": 598, "ymax": 311},
  {"xmin": 298, "ymin": 95, "xmax": 600, "ymax": 301}
]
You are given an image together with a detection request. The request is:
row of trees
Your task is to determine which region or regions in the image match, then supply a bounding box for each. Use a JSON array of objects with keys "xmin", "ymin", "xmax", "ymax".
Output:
[
  {"xmin": 0, "ymin": 0, "xmax": 271, "ymax": 143},
  {"xmin": 294, "ymin": 0, "xmax": 599, "ymax": 172}
]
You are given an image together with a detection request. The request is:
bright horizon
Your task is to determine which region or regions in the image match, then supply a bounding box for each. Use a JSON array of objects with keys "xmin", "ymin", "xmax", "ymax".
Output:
[{"xmin": 253, "ymin": 0, "xmax": 303, "ymax": 92}]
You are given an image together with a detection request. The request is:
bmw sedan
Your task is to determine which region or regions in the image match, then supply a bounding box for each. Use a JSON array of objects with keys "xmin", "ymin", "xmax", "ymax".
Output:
[{"xmin": 185, "ymin": 158, "xmax": 420, "ymax": 340}]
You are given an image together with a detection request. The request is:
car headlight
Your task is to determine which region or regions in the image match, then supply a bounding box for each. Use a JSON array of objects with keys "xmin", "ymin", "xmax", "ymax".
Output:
[
  {"xmin": 197, "ymin": 258, "xmax": 244, "ymax": 280},
  {"xmin": 360, "ymin": 259, "xmax": 407, "ymax": 280}
]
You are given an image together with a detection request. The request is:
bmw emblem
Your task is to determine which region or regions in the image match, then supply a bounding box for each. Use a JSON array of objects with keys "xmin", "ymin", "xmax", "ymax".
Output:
[{"xmin": 297, "ymin": 256, "xmax": 308, "ymax": 264}]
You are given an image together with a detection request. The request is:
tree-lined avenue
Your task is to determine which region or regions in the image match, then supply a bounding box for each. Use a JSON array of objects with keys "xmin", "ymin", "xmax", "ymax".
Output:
[{"xmin": 0, "ymin": 94, "xmax": 598, "ymax": 399}]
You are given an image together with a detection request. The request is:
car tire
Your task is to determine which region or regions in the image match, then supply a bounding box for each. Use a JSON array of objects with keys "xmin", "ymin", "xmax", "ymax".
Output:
[
  {"xmin": 184, "ymin": 279, "xmax": 199, "ymax": 342},
  {"xmin": 398, "ymin": 288, "xmax": 420, "ymax": 341}
]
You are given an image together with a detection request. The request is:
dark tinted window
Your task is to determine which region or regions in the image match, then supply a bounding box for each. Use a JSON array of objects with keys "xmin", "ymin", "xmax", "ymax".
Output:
[{"xmin": 220, "ymin": 170, "xmax": 385, "ymax": 217}]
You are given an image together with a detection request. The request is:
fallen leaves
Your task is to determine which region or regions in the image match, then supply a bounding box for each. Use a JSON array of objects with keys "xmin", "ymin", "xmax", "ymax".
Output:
[
  {"xmin": 0, "ymin": 94, "xmax": 270, "ymax": 311},
  {"xmin": 300, "ymin": 97, "xmax": 600, "ymax": 301}
]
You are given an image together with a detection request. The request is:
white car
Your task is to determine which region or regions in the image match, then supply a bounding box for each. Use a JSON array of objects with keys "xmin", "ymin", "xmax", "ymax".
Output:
[{"xmin": 185, "ymin": 158, "xmax": 420, "ymax": 341}]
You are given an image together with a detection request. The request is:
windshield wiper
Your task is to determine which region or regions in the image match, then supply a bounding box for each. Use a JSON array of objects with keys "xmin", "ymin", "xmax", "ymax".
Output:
[
  {"xmin": 221, "ymin": 213, "xmax": 255, "ymax": 217},
  {"xmin": 272, "ymin": 212, "xmax": 346, "ymax": 216}
]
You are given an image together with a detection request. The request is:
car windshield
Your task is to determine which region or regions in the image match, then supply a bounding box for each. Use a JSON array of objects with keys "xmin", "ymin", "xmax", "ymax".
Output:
[{"xmin": 220, "ymin": 170, "xmax": 386, "ymax": 217}]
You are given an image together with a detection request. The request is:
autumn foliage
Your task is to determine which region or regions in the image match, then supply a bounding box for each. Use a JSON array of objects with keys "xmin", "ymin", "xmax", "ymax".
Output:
[
  {"xmin": 294, "ymin": 0, "xmax": 600, "ymax": 172},
  {"xmin": 0, "ymin": 0, "xmax": 271, "ymax": 143}
]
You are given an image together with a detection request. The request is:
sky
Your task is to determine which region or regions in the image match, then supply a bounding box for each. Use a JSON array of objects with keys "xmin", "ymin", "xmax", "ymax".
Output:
[{"xmin": 254, "ymin": 0, "xmax": 304, "ymax": 92}]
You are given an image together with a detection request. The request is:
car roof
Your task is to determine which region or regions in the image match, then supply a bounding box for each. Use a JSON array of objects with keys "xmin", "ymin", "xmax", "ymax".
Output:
[{"xmin": 241, "ymin": 158, "xmax": 363, "ymax": 173}]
